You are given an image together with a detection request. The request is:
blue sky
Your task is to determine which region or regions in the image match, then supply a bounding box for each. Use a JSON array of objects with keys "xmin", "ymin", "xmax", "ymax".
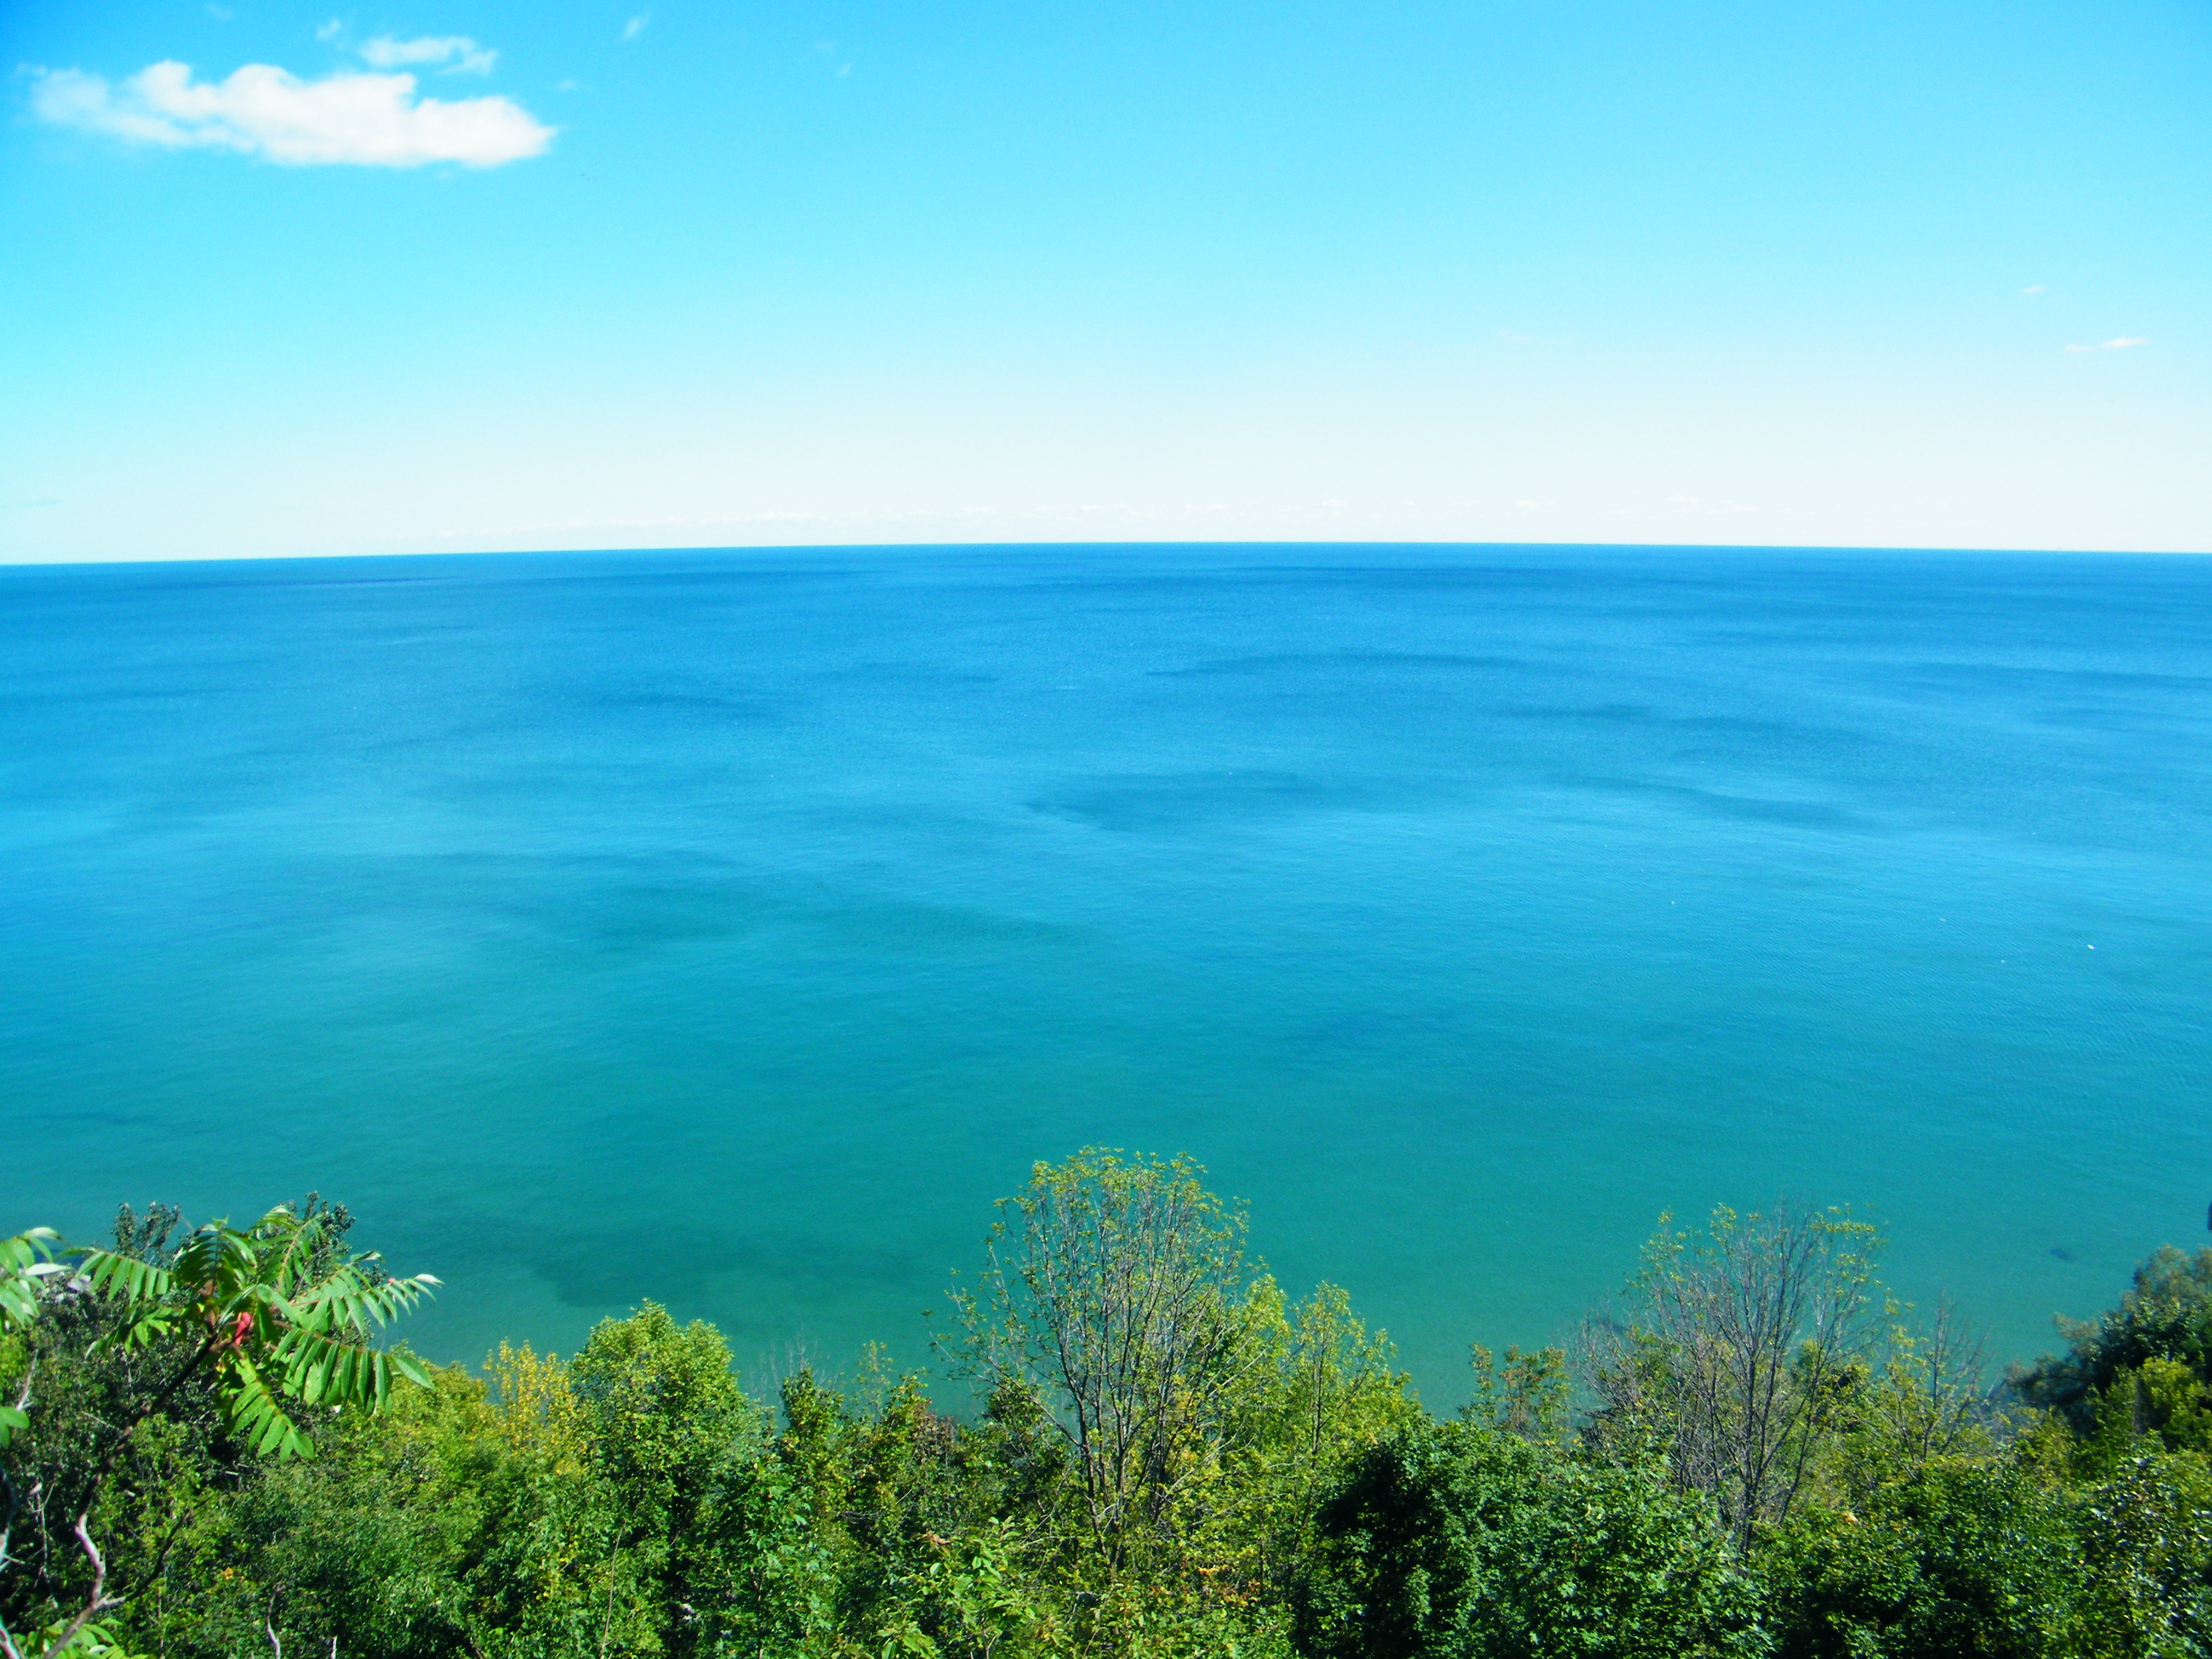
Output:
[{"xmin": 4, "ymin": 0, "xmax": 2207, "ymax": 559}]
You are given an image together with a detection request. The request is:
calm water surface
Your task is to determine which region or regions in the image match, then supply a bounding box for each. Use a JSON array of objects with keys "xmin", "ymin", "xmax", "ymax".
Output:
[{"xmin": 3, "ymin": 546, "xmax": 2208, "ymax": 1399}]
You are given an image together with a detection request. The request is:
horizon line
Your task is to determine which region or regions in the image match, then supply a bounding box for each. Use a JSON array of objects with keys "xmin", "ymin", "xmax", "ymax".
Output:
[{"xmin": 3, "ymin": 537, "xmax": 2208, "ymax": 570}]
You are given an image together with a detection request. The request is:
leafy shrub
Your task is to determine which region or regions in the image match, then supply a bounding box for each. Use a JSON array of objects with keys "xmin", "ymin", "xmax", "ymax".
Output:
[
  {"xmin": 1293, "ymin": 1421, "xmax": 1766, "ymax": 1658},
  {"xmin": 2011, "ymin": 1248, "xmax": 2212, "ymax": 1427},
  {"xmin": 1761, "ymin": 1459, "xmax": 2089, "ymax": 1658}
]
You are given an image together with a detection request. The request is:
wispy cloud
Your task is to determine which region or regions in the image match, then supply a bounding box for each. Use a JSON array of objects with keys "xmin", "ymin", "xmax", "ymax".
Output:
[
  {"xmin": 360, "ymin": 35, "xmax": 497, "ymax": 75},
  {"xmin": 315, "ymin": 18, "xmax": 344, "ymax": 41},
  {"xmin": 2065, "ymin": 337, "xmax": 2148, "ymax": 353},
  {"xmin": 622, "ymin": 12, "xmax": 649, "ymax": 40},
  {"xmin": 28, "ymin": 59, "xmax": 554, "ymax": 167},
  {"xmin": 2022, "ymin": 284, "xmax": 2045, "ymax": 294}
]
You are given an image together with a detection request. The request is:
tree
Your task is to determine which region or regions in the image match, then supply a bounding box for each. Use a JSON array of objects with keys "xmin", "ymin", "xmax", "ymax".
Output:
[
  {"xmin": 1587, "ymin": 1204, "xmax": 1883, "ymax": 1547},
  {"xmin": 1826, "ymin": 1293, "xmax": 1996, "ymax": 1509},
  {"xmin": 0, "ymin": 1203, "xmax": 434, "ymax": 1659},
  {"xmin": 459, "ymin": 1307, "xmax": 805, "ymax": 1659},
  {"xmin": 2071, "ymin": 1450, "xmax": 2212, "ymax": 1658},
  {"xmin": 941, "ymin": 1149, "xmax": 1267, "ymax": 1576},
  {"xmin": 2010, "ymin": 1246, "xmax": 2212, "ymax": 1430},
  {"xmin": 1292, "ymin": 1421, "xmax": 1766, "ymax": 1659},
  {"xmin": 1464, "ymin": 1343, "xmax": 1572, "ymax": 1444},
  {"xmin": 73, "ymin": 1204, "xmax": 436, "ymax": 1461},
  {"xmin": 1212, "ymin": 1281, "xmax": 1418, "ymax": 1603},
  {"xmin": 568, "ymin": 1302, "xmax": 788, "ymax": 1657},
  {"xmin": 1762, "ymin": 1458, "xmax": 2091, "ymax": 1659},
  {"xmin": 155, "ymin": 1366, "xmax": 502, "ymax": 1659}
]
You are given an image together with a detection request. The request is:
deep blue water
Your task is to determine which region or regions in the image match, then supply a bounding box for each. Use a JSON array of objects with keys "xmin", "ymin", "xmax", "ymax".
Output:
[{"xmin": 3, "ymin": 545, "xmax": 2208, "ymax": 1400}]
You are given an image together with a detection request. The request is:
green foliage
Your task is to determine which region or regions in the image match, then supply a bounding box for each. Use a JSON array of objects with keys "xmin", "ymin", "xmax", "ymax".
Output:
[
  {"xmin": 943, "ymin": 1146, "xmax": 1266, "ymax": 1581},
  {"xmin": 569, "ymin": 1301, "xmax": 776, "ymax": 1654},
  {"xmin": 873, "ymin": 1518, "xmax": 1051, "ymax": 1658},
  {"xmin": 0, "ymin": 1231, "xmax": 62, "ymax": 1450},
  {"xmin": 0, "ymin": 1232, "xmax": 62, "ymax": 1338},
  {"xmin": 1824, "ymin": 1303, "xmax": 1997, "ymax": 1509},
  {"xmin": 2071, "ymin": 1356, "xmax": 2212, "ymax": 1474},
  {"xmin": 2073, "ymin": 1450, "xmax": 2212, "ymax": 1658},
  {"xmin": 2012, "ymin": 1246, "xmax": 2212, "ymax": 1429},
  {"xmin": 12, "ymin": 1170, "xmax": 2212, "ymax": 1659},
  {"xmin": 1761, "ymin": 1458, "xmax": 2091, "ymax": 1658},
  {"xmin": 75, "ymin": 1203, "xmax": 438, "ymax": 1461},
  {"xmin": 10, "ymin": 1618, "xmax": 148, "ymax": 1659},
  {"xmin": 138, "ymin": 1366, "xmax": 503, "ymax": 1659},
  {"xmin": 1464, "ymin": 1342, "xmax": 1572, "ymax": 1443},
  {"xmin": 1293, "ymin": 1421, "xmax": 1767, "ymax": 1658},
  {"xmin": 0, "ymin": 1198, "xmax": 434, "ymax": 1659},
  {"xmin": 930, "ymin": 1150, "xmax": 1424, "ymax": 1654},
  {"xmin": 1212, "ymin": 1281, "xmax": 1421, "ymax": 1604},
  {"xmin": 1, "ymin": 1267, "xmax": 223, "ymax": 1651},
  {"xmin": 1589, "ymin": 1204, "xmax": 1885, "ymax": 1548}
]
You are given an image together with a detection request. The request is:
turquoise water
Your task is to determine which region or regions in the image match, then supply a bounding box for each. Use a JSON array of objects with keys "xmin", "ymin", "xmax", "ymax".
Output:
[{"xmin": 3, "ymin": 546, "xmax": 2208, "ymax": 1400}]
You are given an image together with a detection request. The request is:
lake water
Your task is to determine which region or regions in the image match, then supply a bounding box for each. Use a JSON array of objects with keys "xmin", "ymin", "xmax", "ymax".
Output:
[{"xmin": 3, "ymin": 545, "xmax": 2207, "ymax": 1402}]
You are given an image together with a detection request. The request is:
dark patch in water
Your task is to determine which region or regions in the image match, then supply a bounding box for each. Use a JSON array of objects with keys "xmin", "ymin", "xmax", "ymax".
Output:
[
  {"xmin": 597, "ymin": 690, "xmax": 782, "ymax": 719},
  {"xmin": 1152, "ymin": 651, "xmax": 1529, "ymax": 679},
  {"xmin": 1029, "ymin": 771, "xmax": 1372, "ymax": 831},
  {"xmin": 814, "ymin": 662, "xmax": 1000, "ymax": 686},
  {"xmin": 1509, "ymin": 702, "xmax": 1652, "ymax": 723},
  {"xmin": 1574, "ymin": 775, "xmax": 1873, "ymax": 830},
  {"xmin": 802, "ymin": 896, "xmax": 1070, "ymax": 952}
]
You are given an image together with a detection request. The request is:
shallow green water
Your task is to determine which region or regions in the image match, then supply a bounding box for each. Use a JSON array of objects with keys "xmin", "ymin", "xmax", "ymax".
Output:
[{"xmin": 4, "ymin": 546, "xmax": 2207, "ymax": 1400}]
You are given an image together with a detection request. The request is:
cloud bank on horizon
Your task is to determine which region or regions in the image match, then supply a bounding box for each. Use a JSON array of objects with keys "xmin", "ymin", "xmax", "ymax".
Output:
[{"xmin": 27, "ymin": 42, "xmax": 550, "ymax": 168}]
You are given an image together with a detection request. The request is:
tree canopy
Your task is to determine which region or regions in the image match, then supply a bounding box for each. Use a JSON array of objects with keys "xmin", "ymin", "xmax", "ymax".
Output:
[{"xmin": 5, "ymin": 1161, "xmax": 2208, "ymax": 1659}]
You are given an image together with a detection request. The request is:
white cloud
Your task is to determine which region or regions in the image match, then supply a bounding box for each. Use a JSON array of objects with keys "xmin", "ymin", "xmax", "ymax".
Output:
[
  {"xmin": 28, "ymin": 59, "xmax": 554, "ymax": 167},
  {"xmin": 2022, "ymin": 284, "xmax": 2045, "ymax": 294},
  {"xmin": 2064, "ymin": 337, "xmax": 2149, "ymax": 353},
  {"xmin": 360, "ymin": 34, "xmax": 496, "ymax": 74},
  {"xmin": 315, "ymin": 18, "xmax": 344, "ymax": 41},
  {"xmin": 622, "ymin": 13, "xmax": 649, "ymax": 40}
]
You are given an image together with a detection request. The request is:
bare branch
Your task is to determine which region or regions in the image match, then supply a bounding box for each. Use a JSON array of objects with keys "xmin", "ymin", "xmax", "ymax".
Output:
[
  {"xmin": 1590, "ymin": 1201, "xmax": 1884, "ymax": 1546},
  {"xmin": 42, "ymin": 1510, "xmax": 119, "ymax": 1659}
]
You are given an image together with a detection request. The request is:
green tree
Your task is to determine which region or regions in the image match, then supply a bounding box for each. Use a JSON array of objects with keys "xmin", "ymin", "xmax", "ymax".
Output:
[
  {"xmin": 1464, "ymin": 1343, "xmax": 1572, "ymax": 1444},
  {"xmin": 1762, "ymin": 1458, "xmax": 2090, "ymax": 1659},
  {"xmin": 2073, "ymin": 1357, "xmax": 2212, "ymax": 1472},
  {"xmin": 939, "ymin": 1152, "xmax": 1415, "ymax": 1654},
  {"xmin": 1587, "ymin": 1204, "xmax": 1884, "ymax": 1548},
  {"xmin": 1, "ymin": 1202, "xmax": 432, "ymax": 1659},
  {"xmin": 141, "ymin": 1365, "xmax": 501, "ymax": 1659},
  {"xmin": 2072, "ymin": 1450, "xmax": 2212, "ymax": 1658},
  {"xmin": 941, "ymin": 1150, "xmax": 1268, "ymax": 1579},
  {"xmin": 1824, "ymin": 1296, "xmax": 1997, "ymax": 1511},
  {"xmin": 1210, "ymin": 1281, "xmax": 1418, "ymax": 1607},
  {"xmin": 1293, "ymin": 1421, "xmax": 1766, "ymax": 1659},
  {"xmin": 575, "ymin": 1304, "xmax": 763, "ymax": 1647},
  {"xmin": 2011, "ymin": 1247, "xmax": 2212, "ymax": 1430}
]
